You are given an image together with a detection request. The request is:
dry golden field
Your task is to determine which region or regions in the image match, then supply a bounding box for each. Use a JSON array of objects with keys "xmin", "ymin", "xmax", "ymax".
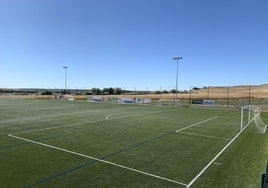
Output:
[
  {"xmin": 118, "ymin": 85, "xmax": 268, "ymax": 100},
  {"xmin": 0, "ymin": 85, "xmax": 267, "ymax": 100}
]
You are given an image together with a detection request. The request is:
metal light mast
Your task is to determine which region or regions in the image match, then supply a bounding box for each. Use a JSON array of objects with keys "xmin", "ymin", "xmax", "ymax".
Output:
[
  {"xmin": 172, "ymin": 57, "xmax": 183, "ymax": 105},
  {"xmin": 63, "ymin": 66, "xmax": 68, "ymax": 93}
]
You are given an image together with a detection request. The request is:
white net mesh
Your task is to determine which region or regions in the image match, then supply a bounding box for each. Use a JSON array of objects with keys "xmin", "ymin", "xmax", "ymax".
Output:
[
  {"xmin": 241, "ymin": 105, "xmax": 267, "ymax": 133},
  {"xmin": 253, "ymin": 106, "xmax": 267, "ymax": 133},
  {"xmin": 157, "ymin": 99, "xmax": 181, "ymax": 107}
]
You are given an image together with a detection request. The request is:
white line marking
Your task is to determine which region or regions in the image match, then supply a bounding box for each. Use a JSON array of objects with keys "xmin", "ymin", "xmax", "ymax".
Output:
[
  {"xmin": 186, "ymin": 115, "xmax": 255, "ymax": 188},
  {"xmin": 105, "ymin": 114, "xmax": 113, "ymax": 120},
  {"xmin": 218, "ymin": 116, "xmax": 236, "ymax": 119},
  {"xmin": 176, "ymin": 116, "xmax": 218, "ymax": 133},
  {"xmin": 213, "ymin": 163, "xmax": 222, "ymax": 166},
  {"xmin": 8, "ymin": 134, "xmax": 187, "ymax": 186},
  {"xmin": 11, "ymin": 121, "xmax": 93, "ymax": 135},
  {"xmin": 177, "ymin": 132, "xmax": 231, "ymax": 141},
  {"xmin": 105, "ymin": 112, "xmax": 135, "ymax": 120},
  {"xmin": 105, "ymin": 109, "xmax": 176, "ymax": 120},
  {"xmin": 32, "ymin": 107, "xmax": 64, "ymax": 110},
  {"xmin": 13, "ymin": 109, "xmax": 176, "ymax": 135},
  {"xmin": 105, "ymin": 112, "xmax": 147, "ymax": 120},
  {"xmin": 0, "ymin": 109, "xmax": 108, "ymax": 124}
]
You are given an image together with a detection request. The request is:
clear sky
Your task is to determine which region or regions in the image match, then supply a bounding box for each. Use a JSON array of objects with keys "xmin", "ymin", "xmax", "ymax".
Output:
[{"xmin": 0, "ymin": 0, "xmax": 267, "ymax": 91}]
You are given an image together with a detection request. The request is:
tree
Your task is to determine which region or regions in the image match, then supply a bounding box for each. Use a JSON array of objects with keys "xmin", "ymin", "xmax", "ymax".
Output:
[
  {"xmin": 108, "ymin": 87, "xmax": 114, "ymax": 95},
  {"xmin": 86, "ymin": 91, "xmax": 93, "ymax": 95},
  {"xmin": 102, "ymin": 88, "xmax": 109, "ymax": 95},
  {"xmin": 114, "ymin": 87, "xmax": 122, "ymax": 95},
  {"xmin": 193, "ymin": 87, "xmax": 201, "ymax": 90},
  {"xmin": 103, "ymin": 87, "xmax": 114, "ymax": 95},
  {"xmin": 41, "ymin": 91, "xmax": 53, "ymax": 95},
  {"xmin": 91, "ymin": 88, "xmax": 101, "ymax": 95},
  {"xmin": 170, "ymin": 89, "xmax": 176, "ymax": 94}
]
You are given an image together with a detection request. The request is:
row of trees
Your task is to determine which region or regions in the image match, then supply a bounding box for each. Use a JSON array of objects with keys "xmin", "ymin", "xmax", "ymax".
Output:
[
  {"xmin": 88, "ymin": 88, "xmax": 189, "ymax": 95},
  {"xmin": 0, "ymin": 87, "xmax": 195, "ymax": 96},
  {"xmin": 0, "ymin": 89, "xmax": 37, "ymax": 94},
  {"xmin": 88, "ymin": 87, "xmax": 123, "ymax": 95}
]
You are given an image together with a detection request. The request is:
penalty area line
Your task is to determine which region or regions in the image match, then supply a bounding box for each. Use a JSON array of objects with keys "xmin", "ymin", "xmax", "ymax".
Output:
[
  {"xmin": 176, "ymin": 116, "xmax": 218, "ymax": 133},
  {"xmin": 8, "ymin": 134, "xmax": 187, "ymax": 187},
  {"xmin": 186, "ymin": 116, "xmax": 254, "ymax": 188},
  {"xmin": 105, "ymin": 109, "xmax": 176, "ymax": 120},
  {"xmin": 177, "ymin": 131, "xmax": 231, "ymax": 141}
]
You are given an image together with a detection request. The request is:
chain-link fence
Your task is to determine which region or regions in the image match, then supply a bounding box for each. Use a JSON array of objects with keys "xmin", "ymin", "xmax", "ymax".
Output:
[{"xmin": 1, "ymin": 85, "xmax": 268, "ymax": 108}]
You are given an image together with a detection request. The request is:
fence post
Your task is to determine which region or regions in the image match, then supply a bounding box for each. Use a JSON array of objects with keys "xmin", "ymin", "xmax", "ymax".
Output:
[
  {"xmin": 227, "ymin": 87, "xmax": 229, "ymax": 107},
  {"xmin": 249, "ymin": 86, "xmax": 251, "ymax": 105}
]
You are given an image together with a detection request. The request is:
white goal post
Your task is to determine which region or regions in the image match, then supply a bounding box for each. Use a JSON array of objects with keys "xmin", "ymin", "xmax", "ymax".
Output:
[
  {"xmin": 240, "ymin": 105, "xmax": 267, "ymax": 133},
  {"xmin": 157, "ymin": 99, "xmax": 181, "ymax": 107}
]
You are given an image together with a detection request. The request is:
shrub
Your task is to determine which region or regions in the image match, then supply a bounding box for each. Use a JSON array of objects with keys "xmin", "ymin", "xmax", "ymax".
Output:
[{"xmin": 41, "ymin": 91, "xmax": 53, "ymax": 95}]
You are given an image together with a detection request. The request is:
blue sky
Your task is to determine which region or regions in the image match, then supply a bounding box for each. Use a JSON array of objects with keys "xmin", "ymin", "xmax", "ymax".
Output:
[{"xmin": 0, "ymin": 0, "xmax": 267, "ymax": 91}]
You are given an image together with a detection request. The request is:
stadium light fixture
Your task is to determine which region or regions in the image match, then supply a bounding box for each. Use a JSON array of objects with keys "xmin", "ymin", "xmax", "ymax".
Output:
[
  {"xmin": 172, "ymin": 57, "xmax": 183, "ymax": 103},
  {"xmin": 63, "ymin": 66, "xmax": 68, "ymax": 93}
]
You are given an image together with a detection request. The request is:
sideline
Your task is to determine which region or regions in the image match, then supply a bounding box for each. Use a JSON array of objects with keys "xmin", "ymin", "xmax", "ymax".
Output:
[{"xmin": 8, "ymin": 134, "xmax": 187, "ymax": 187}]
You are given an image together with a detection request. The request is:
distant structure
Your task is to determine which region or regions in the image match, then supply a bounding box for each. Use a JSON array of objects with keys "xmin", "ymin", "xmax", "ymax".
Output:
[{"xmin": 63, "ymin": 66, "xmax": 68, "ymax": 93}]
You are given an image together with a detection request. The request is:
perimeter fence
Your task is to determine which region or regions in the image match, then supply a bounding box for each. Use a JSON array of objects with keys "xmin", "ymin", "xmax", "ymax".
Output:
[{"xmin": 1, "ymin": 85, "xmax": 268, "ymax": 109}]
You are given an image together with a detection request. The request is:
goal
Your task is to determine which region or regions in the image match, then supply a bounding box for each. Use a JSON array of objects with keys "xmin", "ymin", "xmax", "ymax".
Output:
[
  {"xmin": 157, "ymin": 99, "xmax": 181, "ymax": 107},
  {"xmin": 240, "ymin": 105, "xmax": 267, "ymax": 133}
]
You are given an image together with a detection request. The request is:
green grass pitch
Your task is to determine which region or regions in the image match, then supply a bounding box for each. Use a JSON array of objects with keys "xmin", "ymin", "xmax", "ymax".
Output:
[{"xmin": 0, "ymin": 99, "xmax": 268, "ymax": 187}]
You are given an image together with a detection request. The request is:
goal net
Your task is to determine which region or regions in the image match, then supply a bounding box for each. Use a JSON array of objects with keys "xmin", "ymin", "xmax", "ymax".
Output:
[
  {"xmin": 157, "ymin": 99, "xmax": 181, "ymax": 107},
  {"xmin": 240, "ymin": 105, "xmax": 267, "ymax": 133}
]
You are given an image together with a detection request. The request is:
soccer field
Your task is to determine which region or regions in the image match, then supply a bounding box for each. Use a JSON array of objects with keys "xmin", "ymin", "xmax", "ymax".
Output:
[{"xmin": 1, "ymin": 99, "xmax": 268, "ymax": 187}]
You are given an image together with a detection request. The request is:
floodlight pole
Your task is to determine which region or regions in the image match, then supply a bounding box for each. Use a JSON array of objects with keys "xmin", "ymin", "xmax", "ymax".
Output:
[
  {"xmin": 63, "ymin": 66, "xmax": 68, "ymax": 93},
  {"xmin": 172, "ymin": 57, "xmax": 182, "ymax": 104}
]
